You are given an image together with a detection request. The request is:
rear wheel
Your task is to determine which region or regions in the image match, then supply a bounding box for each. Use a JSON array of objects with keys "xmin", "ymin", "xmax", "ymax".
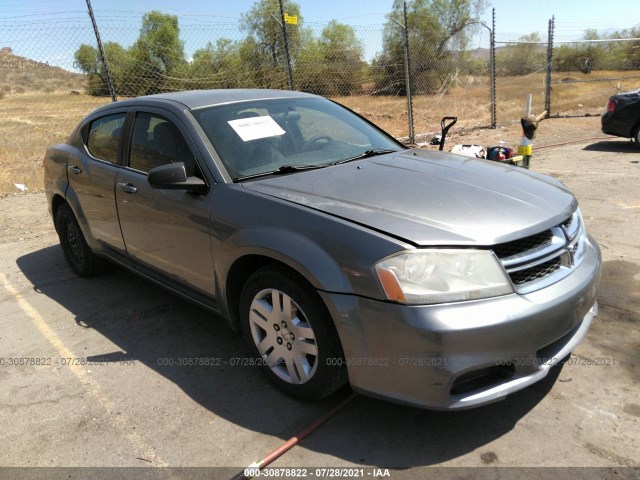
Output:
[
  {"xmin": 633, "ymin": 124, "xmax": 640, "ymax": 147},
  {"xmin": 239, "ymin": 265, "xmax": 347, "ymax": 400},
  {"xmin": 55, "ymin": 204, "xmax": 106, "ymax": 277}
]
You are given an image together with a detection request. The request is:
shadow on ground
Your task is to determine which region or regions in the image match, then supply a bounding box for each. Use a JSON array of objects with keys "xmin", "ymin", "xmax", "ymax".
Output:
[
  {"xmin": 583, "ymin": 140, "xmax": 638, "ymax": 153},
  {"xmin": 18, "ymin": 245, "xmax": 567, "ymax": 468},
  {"xmin": 589, "ymin": 259, "xmax": 640, "ymax": 381}
]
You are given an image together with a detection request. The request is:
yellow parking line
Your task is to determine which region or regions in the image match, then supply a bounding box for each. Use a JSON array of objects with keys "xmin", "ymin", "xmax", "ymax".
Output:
[
  {"xmin": 0, "ymin": 273, "xmax": 168, "ymax": 467},
  {"xmin": 615, "ymin": 202, "xmax": 640, "ymax": 209}
]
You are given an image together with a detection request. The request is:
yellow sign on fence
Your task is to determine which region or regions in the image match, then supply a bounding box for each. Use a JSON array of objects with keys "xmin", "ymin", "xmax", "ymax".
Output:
[{"xmin": 284, "ymin": 13, "xmax": 298, "ymax": 25}]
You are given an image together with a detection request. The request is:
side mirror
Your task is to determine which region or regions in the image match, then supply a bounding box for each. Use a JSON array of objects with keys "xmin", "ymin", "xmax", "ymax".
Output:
[{"xmin": 148, "ymin": 162, "xmax": 207, "ymax": 192}]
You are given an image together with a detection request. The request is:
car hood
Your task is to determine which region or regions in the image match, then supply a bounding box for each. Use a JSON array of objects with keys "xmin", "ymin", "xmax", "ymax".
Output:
[{"xmin": 241, "ymin": 149, "xmax": 577, "ymax": 246}]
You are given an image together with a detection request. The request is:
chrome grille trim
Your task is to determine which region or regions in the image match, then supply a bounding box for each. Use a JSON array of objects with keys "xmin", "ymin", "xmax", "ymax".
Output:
[
  {"xmin": 493, "ymin": 209, "xmax": 585, "ymax": 294},
  {"xmin": 499, "ymin": 226, "xmax": 566, "ymax": 269},
  {"xmin": 563, "ymin": 209, "xmax": 581, "ymax": 240}
]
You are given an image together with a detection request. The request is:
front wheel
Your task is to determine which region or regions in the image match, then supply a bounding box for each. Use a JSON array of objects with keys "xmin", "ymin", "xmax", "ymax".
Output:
[
  {"xmin": 239, "ymin": 265, "xmax": 347, "ymax": 400},
  {"xmin": 55, "ymin": 204, "xmax": 106, "ymax": 277}
]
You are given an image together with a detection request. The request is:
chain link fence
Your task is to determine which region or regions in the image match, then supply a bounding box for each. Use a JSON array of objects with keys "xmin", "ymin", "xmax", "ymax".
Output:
[
  {"xmin": 494, "ymin": 18, "xmax": 640, "ymax": 122},
  {"xmin": 0, "ymin": 5, "xmax": 639, "ymax": 193}
]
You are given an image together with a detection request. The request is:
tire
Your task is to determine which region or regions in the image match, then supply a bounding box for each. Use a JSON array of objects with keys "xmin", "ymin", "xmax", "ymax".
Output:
[
  {"xmin": 55, "ymin": 204, "xmax": 106, "ymax": 277},
  {"xmin": 633, "ymin": 124, "xmax": 640, "ymax": 147},
  {"xmin": 239, "ymin": 265, "xmax": 347, "ymax": 400}
]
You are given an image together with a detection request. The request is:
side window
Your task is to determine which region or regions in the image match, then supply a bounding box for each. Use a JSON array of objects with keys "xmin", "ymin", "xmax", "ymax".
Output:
[
  {"xmin": 129, "ymin": 112, "xmax": 199, "ymax": 176},
  {"xmin": 86, "ymin": 113, "xmax": 126, "ymax": 163}
]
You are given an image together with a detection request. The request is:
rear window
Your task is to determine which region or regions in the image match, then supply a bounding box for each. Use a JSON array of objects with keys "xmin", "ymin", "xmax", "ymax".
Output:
[{"xmin": 86, "ymin": 113, "xmax": 126, "ymax": 163}]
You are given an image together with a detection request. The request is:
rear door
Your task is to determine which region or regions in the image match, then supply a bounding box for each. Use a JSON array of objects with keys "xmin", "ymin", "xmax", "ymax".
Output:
[
  {"xmin": 68, "ymin": 109, "xmax": 129, "ymax": 258},
  {"xmin": 114, "ymin": 107, "xmax": 217, "ymax": 301}
]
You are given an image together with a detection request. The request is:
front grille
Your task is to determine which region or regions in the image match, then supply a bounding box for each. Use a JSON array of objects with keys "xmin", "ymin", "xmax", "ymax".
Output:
[
  {"xmin": 493, "ymin": 229, "xmax": 553, "ymax": 259},
  {"xmin": 562, "ymin": 215, "xmax": 573, "ymax": 230},
  {"xmin": 492, "ymin": 210, "xmax": 583, "ymax": 293},
  {"xmin": 509, "ymin": 257, "xmax": 562, "ymax": 285}
]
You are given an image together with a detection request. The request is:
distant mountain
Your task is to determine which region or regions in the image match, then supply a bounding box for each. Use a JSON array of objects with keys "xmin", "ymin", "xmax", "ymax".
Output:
[
  {"xmin": 0, "ymin": 51, "xmax": 84, "ymax": 95},
  {"xmin": 470, "ymin": 47, "xmax": 491, "ymax": 60}
]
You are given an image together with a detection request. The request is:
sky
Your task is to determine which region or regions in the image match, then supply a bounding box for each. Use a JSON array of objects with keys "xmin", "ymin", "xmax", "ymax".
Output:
[{"xmin": 3, "ymin": 0, "xmax": 640, "ymax": 69}]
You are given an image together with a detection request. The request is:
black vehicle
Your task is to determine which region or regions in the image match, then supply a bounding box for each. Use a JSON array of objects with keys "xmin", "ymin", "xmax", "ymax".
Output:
[{"xmin": 601, "ymin": 88, "xmax": 640, "ymax": 145}]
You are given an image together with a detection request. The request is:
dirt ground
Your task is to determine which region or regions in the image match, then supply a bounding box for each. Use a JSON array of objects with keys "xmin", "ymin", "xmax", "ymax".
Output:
[{"xmin": 0, "ymin": 115, "xmax": 638, "ymax": 479}]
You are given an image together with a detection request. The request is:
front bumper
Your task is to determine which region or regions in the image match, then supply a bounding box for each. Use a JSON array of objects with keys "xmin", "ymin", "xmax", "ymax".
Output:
[{"xmin": 320, "ymin": 234, "xmax": 601, "ymax": 410}]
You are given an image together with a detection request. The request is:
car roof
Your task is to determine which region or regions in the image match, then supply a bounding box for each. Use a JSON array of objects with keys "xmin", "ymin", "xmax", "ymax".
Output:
[{"xmin": 98, "ymin": 89, "xmax": 319, "ymax": 112}]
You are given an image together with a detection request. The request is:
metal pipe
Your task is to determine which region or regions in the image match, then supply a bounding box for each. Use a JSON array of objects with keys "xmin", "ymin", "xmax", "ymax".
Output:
[
  {"xmin": 278, "ymin": 0, "xmax": 294, "ymax": 91},
  {"xmin": 85, "ymin": 0, "xmax": 116, "ymax": 102},
  {"xmin": 490, "ymin": 8, "xmax": 496, "ymax": 128},
  {"xmin": 544, "ymin": 16, "xmax": 555, "ymax": 118}
]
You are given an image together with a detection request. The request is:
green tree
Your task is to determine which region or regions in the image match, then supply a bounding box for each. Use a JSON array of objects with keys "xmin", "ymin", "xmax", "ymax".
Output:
[
  {"xmin": 104, "ymin": 42, "xmax": 135, "ymax": 94},
  {"xmin": 240, "ymin": 0, "xmax": 303, "ymax": 66},
  {"xmin": 188, "ymin": 39, "xmax": 244, "ymax": 89},
  {"xmin": 74, "ymin": 42, "xmax": 134, "ymax": 95},
  {"xmin": 297, "ymin": 21, "xmax": 365, "ymax": 95},
  {"xmin": 238, "ymin": 0, "xmax": 303, "ymax": 88},
  {"xmin": 74, "ymin": 44, "xmax": 99, "ymax": 74},
  {"xmin": 496, "ymin": 32, "xmax": 545, "ymax": 76},
  {"xmin": 129, "ymin": 11, "xmax": 186, "ymax": 94},
  {"xmin": 603, "ymin": 27, "xmax": 640, "ymax": 71},
  {"xmin": 554, "ymin": 29, "xmax": 606, "ymax": 73},
  {"xmin": 374, "ymin": 0, "xmax": 487, "ymax": 95},
  {"xmin": 74, "ymin": 11, "xmax": 186, "ymax": 96}
]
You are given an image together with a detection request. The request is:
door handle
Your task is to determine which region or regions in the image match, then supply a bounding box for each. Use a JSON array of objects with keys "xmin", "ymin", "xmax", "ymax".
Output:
[
  {"xmin": 67, "ymin": 165, "xmax": 82, "ymax": 175},
  {"xmin": 117, "ymin": 182, "xmax": 138, "ymax": 194}
]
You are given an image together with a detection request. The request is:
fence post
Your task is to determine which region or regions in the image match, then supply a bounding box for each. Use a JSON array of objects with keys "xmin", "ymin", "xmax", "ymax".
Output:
[
  {"xmin": 544, "ymin": 15, "xmax": 555, "ymax": 118},
  {"xmin": 85, "ymin": 0, "xmax": 116, "ymax": 102},
  {"xmin": 391, "ymin": 3, "xmax": 414, "ymax": 143},
  {"xmin": 278, "ymin": 0, "xmax": 294, "ymax": 91},
  {"xmin": 402, "ymin": 1, "xmax": 414, "ymax": 144},
  {"xmin": 490, "ymin": 7, "xmax": 496, "ymax": 128}
]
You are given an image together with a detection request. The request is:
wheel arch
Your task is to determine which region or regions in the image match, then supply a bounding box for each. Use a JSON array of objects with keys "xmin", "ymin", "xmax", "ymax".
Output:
[
  {"xmin": 224, "ymin": 251, "xmax": 341, "ymax": 333},
  {"xmin": 632, "ymin": 119, "xmax": 640, "ymax": 143},
  {"xmin": 50, "ymin": 194, "xmax": 67, "ymax": 233},
  {"xmin": 221, "ymin": 226, "xmax": 354, "ymax": 332}
]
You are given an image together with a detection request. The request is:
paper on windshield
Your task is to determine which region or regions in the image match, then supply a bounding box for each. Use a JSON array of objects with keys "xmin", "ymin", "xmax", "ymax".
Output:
[{"xmin": 228, "ymin": 115, "xmax": 286, "ymax": 142}]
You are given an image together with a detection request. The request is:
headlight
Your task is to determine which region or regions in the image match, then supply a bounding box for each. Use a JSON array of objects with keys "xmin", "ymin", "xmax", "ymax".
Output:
[{"xmin": 374, "ymin": 249, "xmax": 513, "ymax": 304}]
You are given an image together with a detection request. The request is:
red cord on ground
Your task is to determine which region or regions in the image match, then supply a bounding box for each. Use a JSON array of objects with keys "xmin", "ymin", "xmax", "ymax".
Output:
[{"xmin": 230, "ymin": 393, "xmax": 357, "ymax": 480}]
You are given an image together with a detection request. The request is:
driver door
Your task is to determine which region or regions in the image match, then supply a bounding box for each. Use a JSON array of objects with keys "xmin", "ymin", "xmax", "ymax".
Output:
[{"xmin": 115, "ymin": 107, "xmax": 217, "ymax": 301}]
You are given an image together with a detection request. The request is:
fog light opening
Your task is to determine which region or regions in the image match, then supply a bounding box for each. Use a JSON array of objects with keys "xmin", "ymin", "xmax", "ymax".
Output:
[{"xmin": 450, "ymin": 364, "xmax": 516, "ymax": 396}]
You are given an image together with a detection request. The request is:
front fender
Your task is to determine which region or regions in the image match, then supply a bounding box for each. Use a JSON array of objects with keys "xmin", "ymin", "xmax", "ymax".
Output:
[
  {"xmin": 220, "ymin": 225, "xmax": 350, "ymax": 294},
  {"xmin": 211, "ymin": 185, "xmax": 411, "ymax": 298}
]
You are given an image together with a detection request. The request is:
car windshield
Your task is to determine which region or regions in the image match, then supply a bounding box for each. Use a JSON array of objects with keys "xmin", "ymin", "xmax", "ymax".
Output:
[{"xmin": 191, "ymin": 97, "xmax": 403, "ymax": 180}]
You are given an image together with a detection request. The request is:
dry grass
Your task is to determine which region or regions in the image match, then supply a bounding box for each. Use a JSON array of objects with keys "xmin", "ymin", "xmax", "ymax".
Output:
[
  {"xmin": 337, "ymin": 70, "xmax": 640, "ymax": 139},
  {"xmin": 1, "ymin": 69, "xmax": 637, "ymax": 195},
  {"xmin": 336, "ymin": 83, "xmax": 493, "ymax": 139},
  {"xmin": 0, "ymin": 93, "xmax": 108, "ymax": 194}
]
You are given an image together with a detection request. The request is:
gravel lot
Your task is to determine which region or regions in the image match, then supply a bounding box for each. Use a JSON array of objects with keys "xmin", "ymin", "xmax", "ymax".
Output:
[{"xmin": 0, "ymin": 116, "xmax": 638, "ymax": 480}]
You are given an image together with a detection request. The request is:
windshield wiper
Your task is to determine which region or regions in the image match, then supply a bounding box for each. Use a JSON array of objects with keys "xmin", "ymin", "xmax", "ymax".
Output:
[
  {"xmin": 233, "ymin": 163, "xmax": 327, "ymax": 182},
  {"xmin": 332, "ymin": 148, "xmax": 398, "ymax": 165}
]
